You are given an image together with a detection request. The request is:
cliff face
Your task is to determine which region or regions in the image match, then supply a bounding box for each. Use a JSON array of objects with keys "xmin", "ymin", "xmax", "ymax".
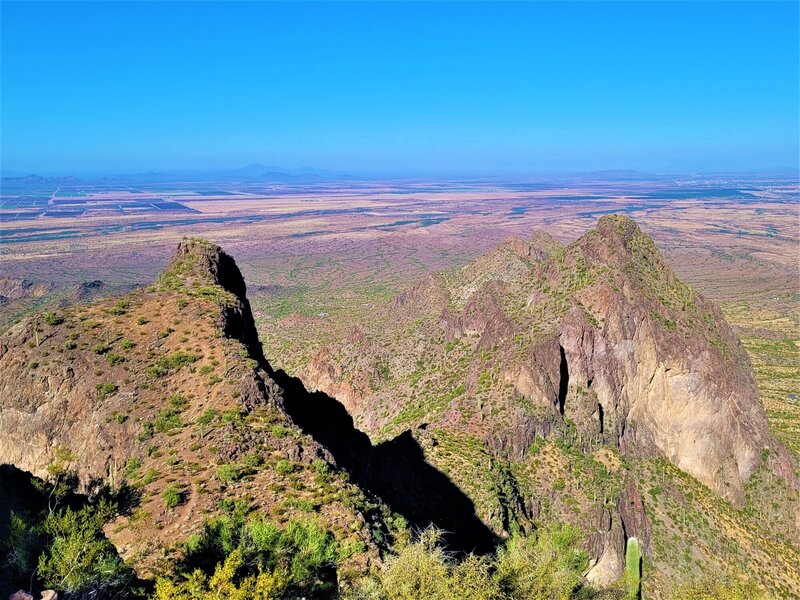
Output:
[
  {"xmin": 303, "ymin": 215, "xmax": 787, "ymax": 505},
  {"xmin": 544, "ymin": 216, "xmax": 774, "ymax": 503},
  {"xmin": 0, "ymin": 238, "xmax": 380, "ymax": 577}
]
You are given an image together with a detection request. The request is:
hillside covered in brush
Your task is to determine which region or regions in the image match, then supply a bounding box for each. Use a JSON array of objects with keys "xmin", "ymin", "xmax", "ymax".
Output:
[
  {"xmin": 0, "ymin": 219, "xmax": 797, "ymax": 599},
  {"xmin": 300, "ymin": 215, "xmax": 800, "ymax": 595},
  {"xmin": 0, "ymin": 239, "xmax": 399, "ymax": 597}
]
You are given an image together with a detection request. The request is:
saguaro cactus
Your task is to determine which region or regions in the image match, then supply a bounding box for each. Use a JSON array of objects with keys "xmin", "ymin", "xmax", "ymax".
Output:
[{"xmin": 625, "ymin": 536, "xmax": 642, "ymax": 599}]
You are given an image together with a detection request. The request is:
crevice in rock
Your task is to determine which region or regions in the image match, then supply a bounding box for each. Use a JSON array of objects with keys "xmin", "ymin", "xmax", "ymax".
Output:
[
  {"xmin": 598, "ymin": 403, "xmax": 604, "ymax": 434},
  {"xmin": 558, "ymin": 345, "xmax": 569, "ymax": 415},
  {"xmin": 271, "ymin": 368, "xmax": 498, "ymax": 554}
]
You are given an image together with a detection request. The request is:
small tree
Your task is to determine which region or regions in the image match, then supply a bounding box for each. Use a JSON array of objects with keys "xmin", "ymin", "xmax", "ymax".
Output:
[
  {"xmin": 32, "ymin": 447, "xmax": 78, "ymax": 515},
  {"xmin": 3, "ymin": 511, "xmax": 40, "ymax": 577},
  {"xmin": 37, "ymin": 499, "xmax": 130, "ymax": 595}
]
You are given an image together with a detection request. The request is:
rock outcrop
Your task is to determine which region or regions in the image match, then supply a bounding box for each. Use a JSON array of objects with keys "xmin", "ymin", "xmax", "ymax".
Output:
[
  {"xmin": 0, "ymin": 238, "xmax": 381, "ymax": 577},
  {"xmin": 305, "ymin": 215, "xmax": 785, "ymax": 506}
]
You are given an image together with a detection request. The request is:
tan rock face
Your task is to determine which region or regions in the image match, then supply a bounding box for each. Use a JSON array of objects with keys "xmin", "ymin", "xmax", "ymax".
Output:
[
  {"xmin": 552, "ymin": 216, "xmax": 772, "ymax": 504},
  {"xmin": 585, "ymin": 507, "xmax": 625, "ymax": 588}
]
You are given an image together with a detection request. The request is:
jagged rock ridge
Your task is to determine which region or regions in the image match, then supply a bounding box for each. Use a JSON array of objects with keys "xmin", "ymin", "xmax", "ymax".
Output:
[
  {"xmin": 0, "ymin": 238, "xmax": 385, "ymax": 578},
  {"xmin": 295, "ymin": 215, "xmax": 800, "ymax": 590},
  {"xmin": 305, "ymin": 215, "xmax": 788, "ymax": 505}
]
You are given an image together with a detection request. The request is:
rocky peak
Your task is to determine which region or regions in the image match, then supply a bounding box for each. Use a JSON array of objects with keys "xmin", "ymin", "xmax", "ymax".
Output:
[
  {"xmin": 161, "ymin": 238, "xmax": 265, "ymax": 362},
  {"xmin": 161, "ymin": 237, "xmax": 248, "ymax": 300},
  {"xmin": 304, "ymin": 216, "xmax": 790, "ymax": 507},
  {"xmin": 529, "ymin": 230, "xmax": 564, "ymax": 261},
  {"xmin": 0, "ymin": 238, "xmax": 387, "ymax": 577}
]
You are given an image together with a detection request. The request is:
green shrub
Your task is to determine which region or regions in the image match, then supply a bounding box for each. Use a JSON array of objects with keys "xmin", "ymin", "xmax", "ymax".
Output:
[
  {"xmin": 125, "ymin": 457, "xmax": 142, "ymax": 477},
  {"xmin": 120, "ymin": 338, "xmax": 135, "ymax": 350},
  {"xmin": 197, "ymin": 409, "xmax": 219, "ymax": 435},
  {"xmin": 271, "ymin": 425, "xmax": 291, "ymax": 438},
  {"xmin": 92, "ymin": 343, "xmax": 111, "ymax": 355},
  {"xmin": 162, "ymin": 513, "xmax": 339, "ymax": 598},
  {"xmin": 199, "ymin": 364, "xmax": 214, "ymax": 375},
  {"xmin": 217, "ymin": 463, "xmax": 238, "ymax": 483},
  {"xmin": 351, "ymin": 523, "xmax": 590, "ymax": 600},
  {"xmin": 169, "ymin": 393, "xmax": 189, "ymax": 411},
  {"xmin": 220, "ymin": 409, "xmax": 242, "ymax": 425},
  {"xmin": 145, "ymin": 365, "xmax": 168, "ymax": 379},
  {"xmin": 275, "ymin": 460, "xmax": 294, "ymax": 475},
  {"xmin": 3, "ymin": 511, "xmax": 39, "ymax": 577},
  {"xmin": 147, "ymin": 352, "xmax": 201, "ymax": 379},
  {"xmin": 142, "ymin": 468, "xmax": 159, "ymax": 485},
  {"xmin": 312, "ymin": 459, "xmax": 330, "ymax": 476},
  {"xmin": 95, "ymin": 383, "xmax": 118, "ymax": 400},
  {"xmin": 242, "ymin": 453, "xmax": 263, "ymax": 469},
  {"xmin": 163, "ymin": 485, "xmax": 182, "ymax": 509},
  {"xmin": 106, "ymin": 353, "xmax": 125, "ymax": 366},
  {"xmin": 137, "ymin": 421, "xmax": 154, "ymax": 441},
  {"xmin": 375, "ymin": 528, "xmax": 456, "ymax": 599},
  {"xmin": 154, "ymin": 408, "xmax": 183, "ymax": 433},
  {"xmin": 37, "ymin": 499, "xmax": 131, "ymax": 595},
  {"xmin": 42, "ymin": 312, "xmax": 65, "ymax": 326},
  {"xmin": 108, "ymin": 300, "xmax": 129, "ymax": 316}
]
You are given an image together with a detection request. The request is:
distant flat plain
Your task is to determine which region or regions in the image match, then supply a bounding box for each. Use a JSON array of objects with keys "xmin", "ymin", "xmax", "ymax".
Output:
[{"xmin": 1, "ymin": 174, "xmax": 798, "ymax": 452}]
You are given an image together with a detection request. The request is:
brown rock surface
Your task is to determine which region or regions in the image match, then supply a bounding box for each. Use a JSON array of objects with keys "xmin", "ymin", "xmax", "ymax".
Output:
[{"xmin": 0, "ymin": 238, "xmax": 380, "ymax": 577}]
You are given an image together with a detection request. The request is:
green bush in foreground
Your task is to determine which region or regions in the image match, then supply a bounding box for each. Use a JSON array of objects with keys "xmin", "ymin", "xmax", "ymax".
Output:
[
  {"xmin": 37, "ymin": 499, "xmax": 132, "ymax": 595},
  {"xmin": 348, "ymin": 523, "xmax": 590, "ymax": 600},
  {"xmin": 155, "ymin": 510, "xmax": 340, "ymax": 599}
]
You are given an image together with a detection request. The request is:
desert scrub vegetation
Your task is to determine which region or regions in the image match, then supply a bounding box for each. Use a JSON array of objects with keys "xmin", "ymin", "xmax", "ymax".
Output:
[
  {"xmin": 147, "ymin": 350, "xmax": 201, "ymax": 378},
  {"xmin": 42, "ymin": 311, "xmax": 65, "ymax": 326},
  {"xmin": 154, "ymin": 406, "xmax": 184, "ymax": 433},
  {"xmin": 154, "ymin": 507, "xmax": 341, "ymax": 599},
  {"xmin": 672, "ymin": 577, "xmax": 770, "ymax": 599},
  {"xmin": 197, "ymin": 408, "xmax": 219, "ymax": 436},
  {"xmin": 162, "ymin": 484, "xmax": 183, "ymax": 509},
  {"xmin": 36, "ymin": 498, "xmax": 133, "ymax": 595},
  {"xmin": 1, "ymin": 457, "xmax": 136, "ymax": 598},
  {"xmin": 108, "ymin": 300, "xmax": 129, "ymax": 315},
  {"xmin": 106, "ymin": 352, "xmax": 125, "ymax": 365},
  {"xmin": 95, "ymin": 382, "xmax": 119, "ymax": 400},
  {"xmin": 216, "ymin": 463, "xmax": 239, "ymax": 483},
  {"xmin": 346, "ymin": 523, "xmax": 593, "ymax": 600}
]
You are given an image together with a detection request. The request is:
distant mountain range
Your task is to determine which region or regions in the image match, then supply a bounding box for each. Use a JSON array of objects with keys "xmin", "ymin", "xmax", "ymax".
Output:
[{"xmin": 0, "ymin": 164, "xmax": 361, "ymax": 185}]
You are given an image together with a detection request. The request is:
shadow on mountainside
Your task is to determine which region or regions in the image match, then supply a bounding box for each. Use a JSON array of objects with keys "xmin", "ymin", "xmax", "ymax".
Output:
[{"xmin": 271, "ymin": 369, "xmax": 498, "ymax": 554}]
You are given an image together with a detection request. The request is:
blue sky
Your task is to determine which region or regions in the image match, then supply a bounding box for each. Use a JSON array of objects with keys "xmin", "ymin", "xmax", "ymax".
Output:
[{"xmin": 2, "ymin": 1, "xmax": 798, "ymax": 175}]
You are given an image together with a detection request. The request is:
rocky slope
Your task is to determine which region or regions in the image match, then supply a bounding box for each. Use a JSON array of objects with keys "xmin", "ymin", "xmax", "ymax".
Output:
[
  {"xmin": 0, "ymin": 239, "xmax": 390, "ymax": 580},
  {"xmin": 300, "ymin": 215, "xmax": 799, "ymax": 592},
  {"xmin": 1, "ymin": 222, "xmax": 797, "ymax": 597},
  {"xmin": 304, "ymin": 216, "xmax": 789, "ymax": 498}
]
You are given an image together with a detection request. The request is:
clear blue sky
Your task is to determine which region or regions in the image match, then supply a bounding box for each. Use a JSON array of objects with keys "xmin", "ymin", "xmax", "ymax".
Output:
[{"xmin": 2, "ymin": 1, "xmax": 798, "ymax": 175}]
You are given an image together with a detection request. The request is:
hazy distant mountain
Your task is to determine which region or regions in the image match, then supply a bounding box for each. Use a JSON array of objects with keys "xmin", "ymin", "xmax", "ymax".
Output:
[{"xmin": 1, "ymin": 165, "xmax": 358, "ymax": 186}]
